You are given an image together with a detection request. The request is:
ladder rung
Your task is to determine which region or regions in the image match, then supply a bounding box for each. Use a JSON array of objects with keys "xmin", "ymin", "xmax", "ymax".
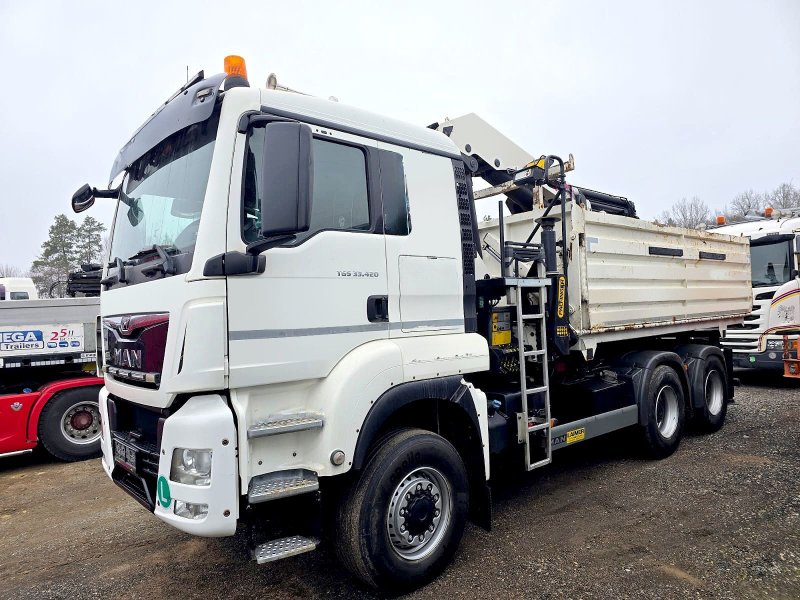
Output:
[
  {"xmin": 523, "ymin": 349, "xmax": 546, "ymax": 357},
  {"xmin": 527, "ymin": 422, "xmax": 550, "ymax": 432},
  {"xmin": 521, "ymin": 313, "xmax": 544, "ymax": 319},
  {"xmin": 526, "ymin": 386, "xmax": 548, "ymax": 394},
  {"xmin": 527, "ymin": 458, "xmax": 552, "ymax": 471}
]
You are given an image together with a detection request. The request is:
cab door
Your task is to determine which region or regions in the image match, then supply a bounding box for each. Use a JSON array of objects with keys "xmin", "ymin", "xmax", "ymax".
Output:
[{"xmin": 226, "ymin": 122, "xmax": 388, "ymax": 388}]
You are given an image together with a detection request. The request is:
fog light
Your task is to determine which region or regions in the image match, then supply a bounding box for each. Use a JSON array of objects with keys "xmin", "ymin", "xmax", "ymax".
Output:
[
  {"xmin": 174, "ymin": 500, "xmax": 208, "ymax": 520},
  {"xmin": 170, "ymin": 448, "xmax": 212, "ymax": 486}
]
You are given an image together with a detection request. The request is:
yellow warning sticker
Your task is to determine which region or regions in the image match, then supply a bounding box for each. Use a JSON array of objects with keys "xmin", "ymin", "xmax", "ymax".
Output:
[
  {"xmin": 557, "ymin": 276, "xmax": 566, "ymax": 318},
  {"xmin": 566, "ymin": 427, "xmax": 585, "ymax": 444}
]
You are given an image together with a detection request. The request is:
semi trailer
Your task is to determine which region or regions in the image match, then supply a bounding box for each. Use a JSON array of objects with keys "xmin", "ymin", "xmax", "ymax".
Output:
[
  {"xmin": 0, "ymin": 296, "xmax": 103, "ymax": 461},
  {"xmin": 72, "ymin": 57, "xmax": 752, "ymax": 592},
  {"xmin": 711, "ymin": 208, "xmax": 800, "ymax": 370}
]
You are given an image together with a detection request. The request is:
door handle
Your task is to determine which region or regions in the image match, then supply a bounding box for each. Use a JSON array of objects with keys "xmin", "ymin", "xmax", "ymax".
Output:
[{"xmin": 367, "ymin": 295, "xmax": 389, "ymax": 323}]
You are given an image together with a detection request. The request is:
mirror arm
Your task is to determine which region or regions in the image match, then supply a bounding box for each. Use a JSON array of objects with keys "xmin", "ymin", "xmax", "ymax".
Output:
[
  {"xmin": 246, "ymin": 235, "xmax": 296, "ymax": 255},
  {"xmin": 93, "ymin": 186, "xmax": 120, "ymax": 199}
]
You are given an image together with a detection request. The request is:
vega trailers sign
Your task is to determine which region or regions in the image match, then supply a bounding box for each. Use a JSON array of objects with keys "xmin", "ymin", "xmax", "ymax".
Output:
[{"xmin": 0, "ymin": 323, "xmax": 84, "ymax": 356}]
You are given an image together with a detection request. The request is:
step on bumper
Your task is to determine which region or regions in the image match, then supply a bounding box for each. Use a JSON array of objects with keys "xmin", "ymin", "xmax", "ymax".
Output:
[
  {"xmin": 248, "ymin": 469, "xmax": 319, "ymax": 503},
  {"xmin": 248, "ymin": 413, "xmax": 324, "ymax": 438},
  {"xmin": 253, "ymin": 535, "xmax": 318, "ymax": 564}
]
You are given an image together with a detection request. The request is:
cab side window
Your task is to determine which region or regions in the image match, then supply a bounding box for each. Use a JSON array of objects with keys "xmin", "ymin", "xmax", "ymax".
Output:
[{"xmin": 242, "ymin": 128, "xmax": 370, "ymax": 244}]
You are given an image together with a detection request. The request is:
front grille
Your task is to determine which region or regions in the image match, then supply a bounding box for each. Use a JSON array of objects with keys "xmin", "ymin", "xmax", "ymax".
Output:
[{"xmin": 108, "ymin": 395, "xmax": 165, "ymax": 512}]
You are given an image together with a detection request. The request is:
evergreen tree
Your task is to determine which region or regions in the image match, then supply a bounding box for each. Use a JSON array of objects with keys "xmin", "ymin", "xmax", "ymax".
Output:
[
  {"xmin": 75, "ymin": 216, "xmax": 106, "ymax": 266},
  {"xmin": 29, "ymin": 214, "xmax": 105, "ymax": 296}
]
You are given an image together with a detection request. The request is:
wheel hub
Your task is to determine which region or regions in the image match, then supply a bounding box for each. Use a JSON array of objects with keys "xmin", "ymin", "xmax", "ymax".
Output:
[
  {"xmin": 70, "ymin": 411, "xmax": 93, "ymax": 431},
  {"xmin": 386, "ymin": 467, "xmax": 451, "ymax": 561},
  {"xmin": 61, "ymin": 401, "xmax": 101, "ymax": 445},
  {"xmin": 404, "ymin": 490, "xmax": 436, "ymax": 536}
]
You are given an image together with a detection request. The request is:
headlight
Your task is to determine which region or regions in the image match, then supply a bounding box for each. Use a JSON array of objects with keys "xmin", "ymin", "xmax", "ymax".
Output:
[
  {"xmin": 174, "ymin": 500, "xmax": 209, "ymax": 520},
  {"xmin": 170, "ymin": 448, "xmax": 212, "ymax": 486}
]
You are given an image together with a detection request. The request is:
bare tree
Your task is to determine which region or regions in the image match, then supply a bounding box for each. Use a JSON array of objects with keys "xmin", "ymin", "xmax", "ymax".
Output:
[
  {"xmin": 0, "ymin": 264, "xmax": 26, "ymax": 277},
  {"xmin": 727, "ymin": 189, "xmax": 765, "ymax": 218},
  {"xmin": 766, "ymin": 182, "xmax": 800, "ymax": 209},
  {"xmin": 657, "ymin": 196, "xmax": 711, "ymax": 229}
]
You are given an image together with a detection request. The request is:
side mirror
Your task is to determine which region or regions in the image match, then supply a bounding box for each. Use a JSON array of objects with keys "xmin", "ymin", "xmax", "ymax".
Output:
[
  {"xmin": 72, "ymin": 184, "xmax": 95, "ymax": 213},
  {"xmin": 259, "ymin": 122, "xmax": 314, "ymax": 237}
]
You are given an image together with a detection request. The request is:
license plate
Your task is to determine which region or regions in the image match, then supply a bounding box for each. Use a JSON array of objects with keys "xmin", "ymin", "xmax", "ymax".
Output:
[{"xmin": 113, "ymin": 439, "xmax": 138, "ymax": 473}]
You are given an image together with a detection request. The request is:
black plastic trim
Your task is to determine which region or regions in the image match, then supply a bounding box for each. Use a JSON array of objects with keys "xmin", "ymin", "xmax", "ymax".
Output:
[
  {"xmin": 452, "ymin": 159, "xmax": 478, "ymax": 333},
  {"xmin": 203, "ymin": 251, "xmax": 266, "ymax": 276},
  {"xmin": 352, "ymin": 376, "xmax": 481, "ymax": 471},
  {"xmin": 699, "ymin": 251, "xmax": 726, "ymax": 261},
  {"xmin": 649, "ymin": 246, "xmax": 684, "ymax": 257},
  {"xmin": 260, "ymin": 106, "xmax": 462, "ymax": 160}
]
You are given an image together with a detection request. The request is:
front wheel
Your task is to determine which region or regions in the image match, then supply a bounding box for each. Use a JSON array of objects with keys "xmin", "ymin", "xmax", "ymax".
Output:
[
  {"xmin": 37, "ymin": 386, "xmax": 103, "ymax": 461},
  {"xmin": 638, "ymin": 365, "xmax": 686, "ymax": 459},
  {"xmin": 335, "ymin": 428, "xmax": 469, "ymax": 592}
]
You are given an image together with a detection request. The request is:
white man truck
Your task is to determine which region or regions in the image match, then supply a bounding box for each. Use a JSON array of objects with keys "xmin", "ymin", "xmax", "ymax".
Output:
[
  {"xmin": 711, "ymin": 209, "xmax": 800, "ymax": 370},
  {"xmin": 72, "ymin": 57, "xmax": 751, "ymax": 592}
]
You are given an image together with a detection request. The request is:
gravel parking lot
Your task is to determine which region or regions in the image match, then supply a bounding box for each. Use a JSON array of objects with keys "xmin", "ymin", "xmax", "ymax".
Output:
[{"xmin": 1, "ymin": 371, "xmax": 797, "ymax": 600}]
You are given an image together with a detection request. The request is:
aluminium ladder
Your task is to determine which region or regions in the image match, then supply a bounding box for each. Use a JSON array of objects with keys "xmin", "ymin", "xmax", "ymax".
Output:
[{"xmin": 507, "ymin": 276, "xmax": 552, "ymax": 471}]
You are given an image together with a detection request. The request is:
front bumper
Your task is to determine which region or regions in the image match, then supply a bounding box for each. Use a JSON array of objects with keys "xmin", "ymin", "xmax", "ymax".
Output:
[
  {"xmin": 99, "ymin": 389, "xmax": 239, "ymax": 536},
  {"xmin": 732, "ymin": 351, "xmax": 786, "ymax": 371}
]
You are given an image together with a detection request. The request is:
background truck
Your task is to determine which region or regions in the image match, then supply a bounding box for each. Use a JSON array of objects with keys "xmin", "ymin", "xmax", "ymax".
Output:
[
  {"xmin": 711, "ymin": 208, "xmax": 800, "ymax": 370},
  {"xmin": 72, "ymin": 57, "xmax": 751, "ymax": 592},
  {"xmin": 0, "ymin": 296, "xmax": 103, "ymax": 461},
  {"xmin": 0, "ymin": 277, "xmax": 38, "ymax": 301}
]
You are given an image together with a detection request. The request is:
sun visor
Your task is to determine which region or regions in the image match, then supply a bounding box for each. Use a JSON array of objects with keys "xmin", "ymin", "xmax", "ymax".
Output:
[{"xmin": 109, "ymin": 72, "xmax": 227, "ymax": 183}]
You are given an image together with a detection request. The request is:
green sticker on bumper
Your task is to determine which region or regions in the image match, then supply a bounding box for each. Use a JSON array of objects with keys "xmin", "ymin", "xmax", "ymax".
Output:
[{"xmin": 157, "ymin": 475, "xmax": 171, "ymax": 508}]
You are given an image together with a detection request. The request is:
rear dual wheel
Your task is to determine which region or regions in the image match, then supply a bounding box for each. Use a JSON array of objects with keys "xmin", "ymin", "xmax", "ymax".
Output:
[
  {"xmin": 335, "ymin": 428, "xmax": 469, "ymax": 592},
  {"xmin": 639, "ymin": 365, "xmax": 686, "ymax": 458},
  {"xmin": 694, "ymin": 355, "xmax": 728, "ymax": 432}
]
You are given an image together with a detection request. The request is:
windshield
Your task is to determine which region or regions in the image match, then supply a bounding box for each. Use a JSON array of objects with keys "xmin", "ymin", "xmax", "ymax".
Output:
[
  {"xmin": 750, "ymin": 240, "xmax": 793, "ymax": 287},
  {"xmin": 109, "ymin": 110, "xmax": 220, "ymax": 267}
]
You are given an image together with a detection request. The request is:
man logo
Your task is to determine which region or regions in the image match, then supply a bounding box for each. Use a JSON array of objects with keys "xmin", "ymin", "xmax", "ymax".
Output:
[
  {"xmin": 10, "ymin": 402, "xmax": 23, "ymax": 411},
  {"xmin": 113, "ymin": 348, "xmax": 142, "ymax": 370},
  {"xmin": 120, "ymin": 316, "xmax": 132, "ymax": 335}
]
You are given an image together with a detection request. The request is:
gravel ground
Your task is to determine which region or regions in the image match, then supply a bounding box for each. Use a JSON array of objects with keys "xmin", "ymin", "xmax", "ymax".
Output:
[{"xmin": 0, "ymin": 371, "xmax": 797, "ymax": 600}]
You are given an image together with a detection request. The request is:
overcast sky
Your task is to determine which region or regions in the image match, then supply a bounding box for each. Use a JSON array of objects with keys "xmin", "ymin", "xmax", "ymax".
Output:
[{"xmin": 1, "ymin": 0, "xmax": 798, "ymax": 269}]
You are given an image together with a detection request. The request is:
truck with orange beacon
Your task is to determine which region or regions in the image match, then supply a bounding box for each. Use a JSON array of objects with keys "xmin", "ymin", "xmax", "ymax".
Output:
[{"xmin": 72, "ymin": 57, "xmax": 752, "ymax": 591}]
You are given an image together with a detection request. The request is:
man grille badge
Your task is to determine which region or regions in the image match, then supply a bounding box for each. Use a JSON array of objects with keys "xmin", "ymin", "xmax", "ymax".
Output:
[
  {"xmin": 120, "ymin": 316, "xmax": 132, "ymax": 335},
  {"xmin": 10, "ymin": 402, "xmax": 23, "ymax": 411}
]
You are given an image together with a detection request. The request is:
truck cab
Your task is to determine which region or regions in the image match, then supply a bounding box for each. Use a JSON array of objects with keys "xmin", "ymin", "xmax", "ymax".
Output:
[
  {"xmin": 0, "ymin": 277, "xmax": 38, "ymax": 301},
  {"xmin": 713, "ymin": 211, "xmax": 800, "ymax": 369}
]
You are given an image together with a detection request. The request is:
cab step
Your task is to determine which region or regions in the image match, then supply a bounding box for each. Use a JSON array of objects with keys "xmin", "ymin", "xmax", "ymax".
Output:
[
  {"xmin": 253, "ymin": 535, "xmax": 318, "ymax": 564},
  {"xmin": 248, "ymin": 413, "xmax": 324, "ymax": 438},
  {"xmin": 248, "ymin": 469, "xmax": 319, "ymax": 503}
]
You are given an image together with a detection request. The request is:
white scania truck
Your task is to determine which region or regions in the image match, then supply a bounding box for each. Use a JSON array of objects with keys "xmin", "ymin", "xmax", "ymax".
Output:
[
  {"xmin": 712, "ymin": 209, "xmax": 800, "ymax": 370},
  {"xmin": 72, "ymin": 57, "xmax": 751, "ymax": 592}
]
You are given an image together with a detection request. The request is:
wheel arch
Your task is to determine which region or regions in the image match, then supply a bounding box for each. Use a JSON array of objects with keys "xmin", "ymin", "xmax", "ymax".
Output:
[
  {"xmin": 613, "ymin": 350, "xmax": 691, "ymax": 426},
  {"xmin": 352, "ymin": 376, "xmax": 491, "ymax": 529},
  {"xmin": 672, "ymin": 344, "xmax": 727, "ymax": 411},
  {"xmin": 26, "ymin": 377, "xmax": 104, "ymax": 441}
]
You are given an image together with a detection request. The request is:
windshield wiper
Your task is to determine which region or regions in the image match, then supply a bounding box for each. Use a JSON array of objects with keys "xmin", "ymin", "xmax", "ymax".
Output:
[{"xmin": 135, "ymin": 244, "xmax": 178, "ymax": 277}]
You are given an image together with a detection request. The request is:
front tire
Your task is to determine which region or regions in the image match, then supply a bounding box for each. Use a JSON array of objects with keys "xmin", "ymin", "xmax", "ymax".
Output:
[
  {"xmin": 639, "ymin": 365, "xmax": 686, "ymax": 459},
  {"xmin": 335, "ymin": 428, "xmax": 469, "ymax": 592},
  {"xmin": 37, "ymin": 386, "xmax": 102, "ymax": 461}
]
